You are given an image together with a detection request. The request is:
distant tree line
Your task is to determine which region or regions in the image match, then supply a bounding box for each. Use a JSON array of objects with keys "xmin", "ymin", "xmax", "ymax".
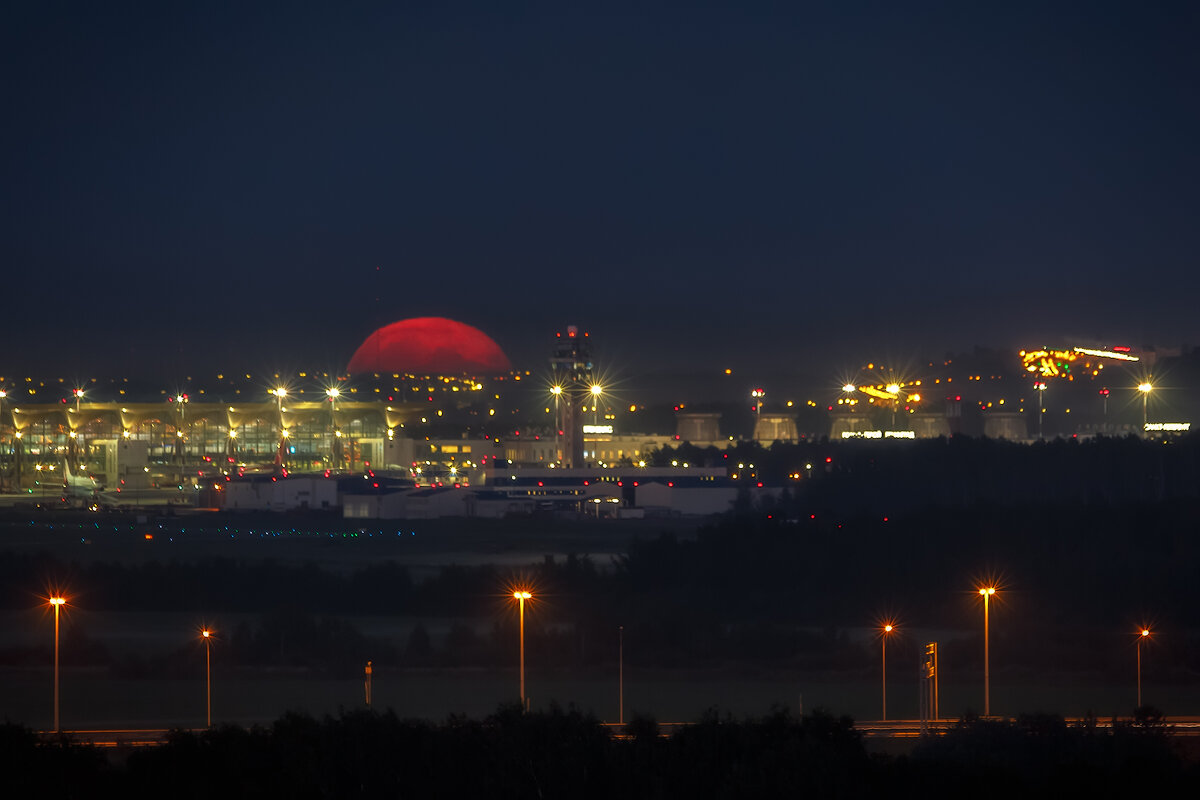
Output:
[
  {"xmin": 656, "ymin": 432, "xmax": 1200, "ymax": 514},
  {"xmin": 3, "ymin": 705, "xmax": 1196, "ymax": 798}
]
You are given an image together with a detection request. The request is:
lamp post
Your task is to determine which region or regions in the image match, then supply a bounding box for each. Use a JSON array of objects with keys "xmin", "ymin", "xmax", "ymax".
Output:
[
  {"xmin": 979, "ymin": 587, "xmax": 996, "ymax": 716},
  {"xmin": 590, "ymin": 384, "xmax": 603, "ymax": 427},
  {"xmin": 550, "ymin": 385, "xmax": 563, "ymax": 464},
  {"xmin": 327, "ymin": 387, "xmax": 341, "ymax": 468},
  {"xmin": 1138, "ymin": 382, "xmax": 1153, "ymax": 430},
  {"xmin": 886, "ymin": 384, "xmax": 901, "ymax": 428},
  {"xmin": 619, "ymin": 625, "xmax": 624, "ymax": 726},
  {"xmin": 1137, "ymin": 627, "xmax": 1150, "ymax": 708},
  {"xmin": 1034, "ymin": 382, "xmax": 1047, "ymax": 440},
  {"xmin": 273, "ymin": 388, "xmax": 288, "ymax": 471},
  {"xmin": 513, "ymin": 590, "xmax": 532, "ymax": 708},
  {"xmin": 201, "ymin": 628, "xmax": 213, "ymax": 727},
  {"xmin": 881, "ymin": 623, "xmax": 894, "ymax": 721},
  {"xmin": 0, "ymin": 389, "xmax": 7, "ymax": 491},
  {"xmin": 50, "ymin": 596, "xmax": 66, "ymax": 732}
]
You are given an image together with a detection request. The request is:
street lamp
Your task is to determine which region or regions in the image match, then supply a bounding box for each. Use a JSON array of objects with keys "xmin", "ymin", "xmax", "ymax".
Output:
[
  {"xmin": 513, "ymin": 590, "xmax": 532, "ymax": 708},
  {"xmin": 881, "ymin": 623, "xmax": 895, "ymax": 721},
  {"xmin": 273, "ymin": 388, "xmax": 288, "ymax": 470},
  {"xmin": 1138, "ymin": 382, "xmax": 1153, "ymax": 429},
  {"xmin": 550, "ymin": 385, "xmax": 563, "ymax": 463},
  {"xmin": 1137, "ymin": 627, "xmax": 1151, "ymax": 709},
  {"xmin": 0, "ymin": 389, "xmax": 7, "ymax": 490},
  {"xmin": 886, "ymin": 384, "xmax": 901, "ymax": 428},
  {"xmin": 1034, "ymin": 382, "xmax": 1047, "ymax": 440},
  {"xmin": 49, "ymin": 596, "xmax": 66, "ymax": 732},
  {"xmin": 590, "ymin": 384, "xmax": 603, "ymax": 426},
  {"xmin": 618, "ymin": 625, "xmax": 624, "ymax": 726},
  {"xmin": 201, "ymin": 628, "xmax": 213, "ymax": 726},
  {"xmin": 978, "ymin": 587, "xmax": 996, "ymax": 716},
  {"xmin": 327, "ymin": 388, "xmax": 342, "ymax": 468}
]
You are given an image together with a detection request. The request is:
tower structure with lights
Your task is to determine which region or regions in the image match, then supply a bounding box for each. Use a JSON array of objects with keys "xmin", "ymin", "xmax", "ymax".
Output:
[{"xmin": 550, "ymin": 326, "xmax": 594, "ymax": 468}]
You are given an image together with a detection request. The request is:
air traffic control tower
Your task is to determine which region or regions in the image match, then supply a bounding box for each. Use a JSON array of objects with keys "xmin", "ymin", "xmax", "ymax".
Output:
[{"xmin": 550, "ymin": 325, "xmax": 594, "ymax": 468}]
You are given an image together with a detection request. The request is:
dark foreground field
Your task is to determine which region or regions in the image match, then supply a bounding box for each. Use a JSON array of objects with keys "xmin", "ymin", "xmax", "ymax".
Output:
[{"xmin": 6, "ymin": 705, "xmax": 1200, "ymax": 799}]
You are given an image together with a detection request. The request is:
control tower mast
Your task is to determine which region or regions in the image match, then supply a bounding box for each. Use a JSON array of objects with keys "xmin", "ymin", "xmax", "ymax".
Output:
[{"xmin": 550, "ymin": 325, "xmax": 593, "ymax": 468}]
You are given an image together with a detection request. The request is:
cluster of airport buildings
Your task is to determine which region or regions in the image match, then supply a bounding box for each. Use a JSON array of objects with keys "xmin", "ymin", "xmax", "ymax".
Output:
[{"xmin": 0, "ymin": 323, "xmax": 1191, "ymax": 519}]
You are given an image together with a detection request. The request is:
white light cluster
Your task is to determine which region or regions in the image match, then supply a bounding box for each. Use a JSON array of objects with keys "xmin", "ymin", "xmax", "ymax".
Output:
[
  {"xmin": 841, "ymin": 430, "xmax": 916, "ymax": 439},
  {"xmin": 1144, "ymin": 422, "xmax": 1190, "ymax": 432}
]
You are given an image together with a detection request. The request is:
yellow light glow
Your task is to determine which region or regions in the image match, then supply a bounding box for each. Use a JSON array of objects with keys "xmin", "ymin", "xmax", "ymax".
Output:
[
  {"xmin": 550, "ymin": 385, "xmax": 563, "ymax": 395},
  {"xmin": 590, "ymin": 384, "xmax": 603, "ymax": 396},
  {"xmin": 513, "ymin": 590, "xmax": 532, "ymax": 600},
  {"xmin": 49, "ymin": 597, "xmax": 66, "ymax": 606},
  {"xmin": 979, "ymin": 587, "xmax": 996, "ymax": 596},
  {"xmin": 1138, "ymin": 382, "xmax": 1153, "ymax": 393}
]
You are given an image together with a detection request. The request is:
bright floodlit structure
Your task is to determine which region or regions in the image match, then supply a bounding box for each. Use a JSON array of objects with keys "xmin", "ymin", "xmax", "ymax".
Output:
[
  {"xmin": 513, "ymin": 590, "xmax": 532, "ymax": 707},
  {"xmin": 978, "ymin": 587, "xmax": 996, "ymax": 716},
  {"xmin": 1137, "ymin": 627, "xmax": 1151, "ymax": 708},
  {"xmin": 201, "ymin": 628, "xmax": 213, "ymax": 726},
  {"xmin": 881, "ymin": 623, "xmax": 895, "ymax": 721},
  {"xmin": 49, "ymin": 596, "xmax": 66, "ymax": 731}
]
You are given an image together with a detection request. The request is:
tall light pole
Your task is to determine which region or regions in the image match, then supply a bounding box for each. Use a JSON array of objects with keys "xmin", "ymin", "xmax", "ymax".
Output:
[
  {"xmin": 201, "ymin": 628, "xmax": 213, "ymax": 727},
  {"xmin": 327, "ymin": 387, "xmax": 341, "ymax": 469},
  {"xmin": 619, "ymin": 625, "xmax": 624, "ymax": 726},
  {"xmin": 513, "ymin": 590, "xmax": 532, "ymax": 708},
  {"xmin": 886, "ymin": 384, "xmax": 901, "ymax": 428},
  {"xmin": 1034, "ymin": 382, "xmax": 1047, "ymax": 440},
  {"xmin": 0, "ymin": 389, "xmax": 7, "ymax": 491},
  {"xmin": 590, "ymin": 384, "xmax": 603, "ymax": 427},
  {"xmin": 1137, "ymin": 627, "xmax": 1150, "ymax": 709},
  {"xmin": 1138, "ymin": 382, "xmax": 1153, "ymax": 430},
  {"xmin": 979, "ymin": 587, "xmax": 996, "ymax": 716},
  {"xmin": 50, "ymin": 596, "xmax": 66, "ymax": 732},
  {"xmin": 273, "ymin": 388, "xmax": 288, "ymax": 471},
  {"xmin": 550, "ymin": 385, "xmax": 563, "ymax": 464},
  {"xmin": 881, "ymin": 623, "xmax": 894, "ymax": 721}
]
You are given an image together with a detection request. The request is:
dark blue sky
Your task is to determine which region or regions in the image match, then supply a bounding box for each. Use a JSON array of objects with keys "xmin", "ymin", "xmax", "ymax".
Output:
[{"xmin": 4, "ymin": 1, "xmax": 1198, "ymax": 378}]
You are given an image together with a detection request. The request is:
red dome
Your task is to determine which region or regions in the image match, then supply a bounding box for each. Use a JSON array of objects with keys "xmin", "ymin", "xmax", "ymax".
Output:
[{"xmin": 347, "ymin": 317, "xmax": 512, "ymax": 375}]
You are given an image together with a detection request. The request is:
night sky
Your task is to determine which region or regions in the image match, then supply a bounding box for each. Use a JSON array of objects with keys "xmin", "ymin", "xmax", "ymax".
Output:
[{"xmin": 5, "ymin": 2, "xmax": 1199, "ymax": 379}]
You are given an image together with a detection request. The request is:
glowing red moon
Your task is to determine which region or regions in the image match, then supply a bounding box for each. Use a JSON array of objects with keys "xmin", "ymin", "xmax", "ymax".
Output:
[{"xmin": 347, "ymin": 317, "xmax": 512, "ymax": 375}]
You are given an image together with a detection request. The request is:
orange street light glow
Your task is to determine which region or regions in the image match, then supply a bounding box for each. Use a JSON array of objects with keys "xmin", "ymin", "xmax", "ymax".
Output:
[
  {"xmin": 513, "ymin": 590, "xmax": 532, "ymax": 600},
  {"xmin": 50, "ymin": 597, "xmax": 66, "ymax": 605}
]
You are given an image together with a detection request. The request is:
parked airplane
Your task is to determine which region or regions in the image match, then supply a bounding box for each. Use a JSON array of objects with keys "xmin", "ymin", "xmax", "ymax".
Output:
[{"xmin": 62, "ymin": 462, "xmax": 102, "ymax": 498}]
